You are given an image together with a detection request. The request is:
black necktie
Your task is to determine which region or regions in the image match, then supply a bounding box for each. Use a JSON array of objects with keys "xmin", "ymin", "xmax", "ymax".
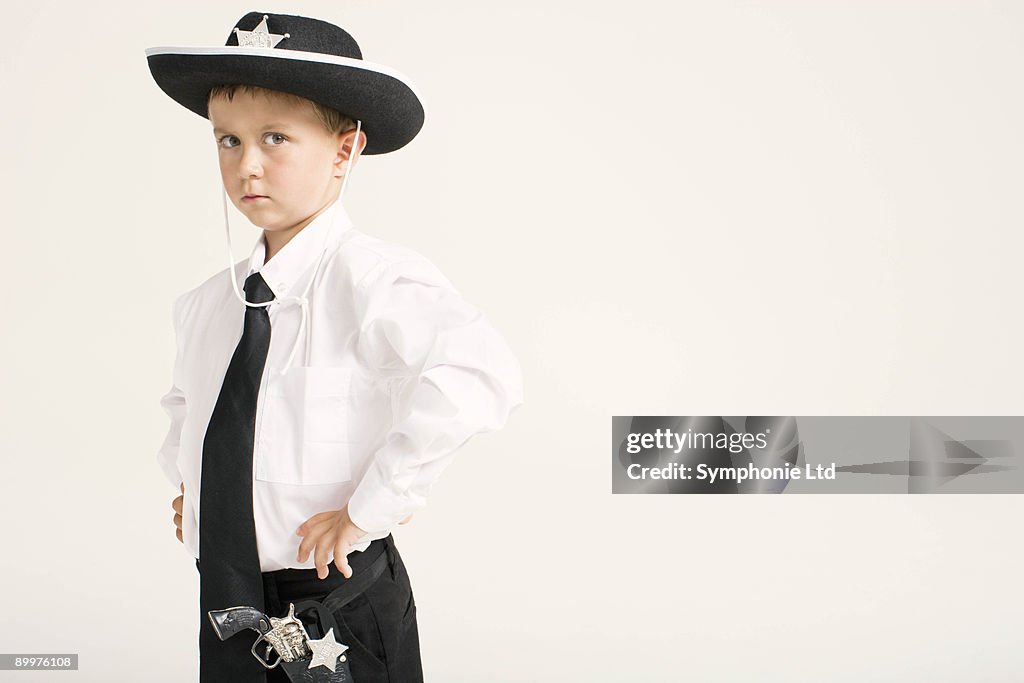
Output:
[{"xmin": 198, "ymin": 271, "xmax": 275, "ymax": 682}]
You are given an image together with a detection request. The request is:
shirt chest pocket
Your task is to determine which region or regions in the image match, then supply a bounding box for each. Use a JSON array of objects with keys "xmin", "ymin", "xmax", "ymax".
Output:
[{"xmin": 256, "ymin": 366, "xmax": 355, "ymax": 485}]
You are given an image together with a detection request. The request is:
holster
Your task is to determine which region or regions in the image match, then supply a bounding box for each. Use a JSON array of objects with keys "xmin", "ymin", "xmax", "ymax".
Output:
[
  {"xmin": 278, "ymin": 548, "xmax": 390, "ymax": 682},
  {"xmin": 211, "ymin": 545, "xmax": 391, "ymax": 683}
]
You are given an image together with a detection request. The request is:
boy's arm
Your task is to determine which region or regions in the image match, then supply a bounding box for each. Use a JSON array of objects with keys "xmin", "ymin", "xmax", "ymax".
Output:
[
  {"xmin": 157, "ymin": 293, "xmax": 189, "ymax": 490},
  {"xmin": 346, "ymin": 257, "xmax": 524, "ymax": 535}
]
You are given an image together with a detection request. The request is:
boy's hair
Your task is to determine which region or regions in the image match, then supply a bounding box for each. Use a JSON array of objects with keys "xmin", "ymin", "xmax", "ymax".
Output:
[{"xmin": 207, "ymin": 84, "xmax": 359, "ymax": 136}]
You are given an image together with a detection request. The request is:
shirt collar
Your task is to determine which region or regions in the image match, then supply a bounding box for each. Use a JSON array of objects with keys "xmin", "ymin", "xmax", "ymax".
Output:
[{"xmin": 244, "ymin": 199, "xmax": 354, "ymax": 300}]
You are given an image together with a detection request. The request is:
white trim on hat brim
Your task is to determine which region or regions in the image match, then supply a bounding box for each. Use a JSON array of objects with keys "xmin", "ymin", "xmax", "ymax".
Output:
[{"xmin": 144, "ymin": 45, "xmax": 427, "ymax": 117}]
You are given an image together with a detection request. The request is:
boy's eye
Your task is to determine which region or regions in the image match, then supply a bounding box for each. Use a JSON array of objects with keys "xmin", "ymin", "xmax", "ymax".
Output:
[{"xmin": 215, "ymin": 133, "xmax": 286, "ymax": 148}]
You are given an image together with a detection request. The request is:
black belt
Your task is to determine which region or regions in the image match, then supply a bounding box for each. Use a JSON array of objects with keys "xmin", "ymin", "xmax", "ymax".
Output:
[{"xmin": 320, "ymin": 541, "xmax": 390, "ymax": 613}]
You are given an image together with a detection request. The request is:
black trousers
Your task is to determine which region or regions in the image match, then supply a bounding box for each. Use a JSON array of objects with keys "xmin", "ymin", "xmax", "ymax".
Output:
[{"xmin": 197, "ymin": 534, "xmax": 422, "ymax": 682}]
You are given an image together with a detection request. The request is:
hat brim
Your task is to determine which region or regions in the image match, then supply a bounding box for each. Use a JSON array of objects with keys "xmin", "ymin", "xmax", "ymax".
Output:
[{"xmin": 145, "ymin": 46, "xmax": 425, "ymax": 155}]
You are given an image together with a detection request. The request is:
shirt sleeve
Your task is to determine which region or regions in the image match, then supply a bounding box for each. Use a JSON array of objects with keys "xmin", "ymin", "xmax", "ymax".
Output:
[
  {"xmin": 157, "ymin": 293, "xmax": 189, "ymax": 490},
  {"xmin": 345, "ymin": 256, "xmax": 524, "ymax": 534}
]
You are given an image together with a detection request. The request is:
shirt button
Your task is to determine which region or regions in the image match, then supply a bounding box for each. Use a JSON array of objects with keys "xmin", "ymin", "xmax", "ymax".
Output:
[{"xmin": 277, "ymin": 281, "xmax": 286, "ymax": 290}]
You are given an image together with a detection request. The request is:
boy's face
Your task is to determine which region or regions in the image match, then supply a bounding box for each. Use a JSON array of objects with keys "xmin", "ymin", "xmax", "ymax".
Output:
[{"xmin": 208, "ymin": 88, "xmax": 356, "ymax": 234}]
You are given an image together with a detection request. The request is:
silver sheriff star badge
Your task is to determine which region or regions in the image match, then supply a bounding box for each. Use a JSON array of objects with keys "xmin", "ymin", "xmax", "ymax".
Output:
[
  {"xmin": 234, "ymin": 15, "xmax": 290, "ymax": 48},
  {"xmin": 307, "ymin": 627, "xmax": 349, "ymax": 672}
]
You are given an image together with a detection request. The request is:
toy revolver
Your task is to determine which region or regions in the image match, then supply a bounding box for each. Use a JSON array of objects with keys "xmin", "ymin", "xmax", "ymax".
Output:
[{"xmin": 208, "ymin": 603, "xmax": 355, "ymax": 682}]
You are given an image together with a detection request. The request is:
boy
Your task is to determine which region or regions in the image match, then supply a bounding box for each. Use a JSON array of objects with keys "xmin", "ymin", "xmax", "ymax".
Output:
[{"xmin": 146, "ymin": 11, "xmax": 523, "ymax": 682}]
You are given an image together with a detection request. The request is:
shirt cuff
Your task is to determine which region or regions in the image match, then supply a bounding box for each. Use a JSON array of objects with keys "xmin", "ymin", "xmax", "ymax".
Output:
[
  {"xmin": 346, "ymin": 458, "xmax": 416, "ymax": 535},
  {"xmin": 157, "ymin": 383, "xmax": 186, "ymax": 490}
]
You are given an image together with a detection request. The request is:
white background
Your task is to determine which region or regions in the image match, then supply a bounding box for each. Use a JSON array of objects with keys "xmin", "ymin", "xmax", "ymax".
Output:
[{"xmin": 1, "ymin": 1, "xmax": 1022, "ymax": 680}]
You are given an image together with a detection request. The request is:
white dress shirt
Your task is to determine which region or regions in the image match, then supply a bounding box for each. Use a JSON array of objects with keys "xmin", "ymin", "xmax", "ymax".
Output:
[{"xmin": 157, "ymin": 199, "xmax": 524, "ymax": 571}]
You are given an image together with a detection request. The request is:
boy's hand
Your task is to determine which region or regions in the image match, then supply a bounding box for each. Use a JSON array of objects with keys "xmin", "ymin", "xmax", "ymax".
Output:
[
  {"xmin": 295, "ymin": 505, "xmax": 368, "ymax": 580},
  {"xmin": 172, "ymin": 483, "xmax": 184, "ymax": 544}
]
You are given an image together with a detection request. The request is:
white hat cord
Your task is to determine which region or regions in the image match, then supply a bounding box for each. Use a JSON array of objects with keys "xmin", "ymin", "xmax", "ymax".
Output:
[{"xmin": 221, "ymin": 119, "xmax": 362, "ymax": 375}]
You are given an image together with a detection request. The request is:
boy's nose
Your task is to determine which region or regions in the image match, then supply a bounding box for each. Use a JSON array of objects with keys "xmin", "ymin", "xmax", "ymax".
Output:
[{"xmin": 239, "ymin": 151, "xmax": 264, "ymax": 178}]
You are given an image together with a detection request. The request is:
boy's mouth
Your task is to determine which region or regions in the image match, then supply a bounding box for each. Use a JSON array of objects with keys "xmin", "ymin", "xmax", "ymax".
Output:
[{"xmin": 242, "ymin": 194, "xmax": 268, "ymax": 202}]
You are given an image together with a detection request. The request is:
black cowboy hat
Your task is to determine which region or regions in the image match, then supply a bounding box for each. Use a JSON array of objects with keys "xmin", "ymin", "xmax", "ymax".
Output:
[{"xmin": 145, "ymin": 11, "xmax": 425, "ymax": 155}]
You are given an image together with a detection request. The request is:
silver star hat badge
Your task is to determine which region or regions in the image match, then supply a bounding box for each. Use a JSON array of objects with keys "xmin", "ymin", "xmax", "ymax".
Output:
[
  {"xmin": 234, "ymin": 15, "xmax": 290, "ymax": 48},
  {"xmin": 306, "ymin": 627, "xmax": 350, "ymax": 672}
]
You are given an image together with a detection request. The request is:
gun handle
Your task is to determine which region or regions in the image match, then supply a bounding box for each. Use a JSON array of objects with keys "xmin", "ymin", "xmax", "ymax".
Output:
[{"xmin": 207, "ymin": 607, "xmax": 271, "ymax": 641}]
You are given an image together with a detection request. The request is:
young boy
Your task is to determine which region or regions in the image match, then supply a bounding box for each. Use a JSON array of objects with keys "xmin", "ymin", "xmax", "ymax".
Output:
[{"xmin": 146, "ymin": 11, "xmax": 523, "ymax": 682}]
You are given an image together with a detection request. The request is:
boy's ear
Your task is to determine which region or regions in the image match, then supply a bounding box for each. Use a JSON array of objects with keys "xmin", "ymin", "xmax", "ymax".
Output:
[{"xmin": 333, "ymin": 129, "xmax": 366, "ymax": 176}]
